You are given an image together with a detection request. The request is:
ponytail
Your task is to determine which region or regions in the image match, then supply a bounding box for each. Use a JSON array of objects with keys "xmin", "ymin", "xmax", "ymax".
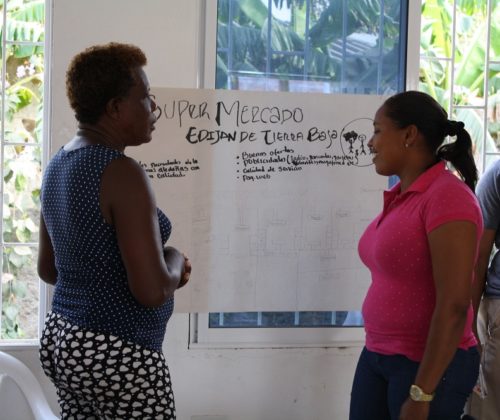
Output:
[
  {"xmin": 383, "ymin": 91, "xmax": 478, "ymax": 192},
  {"xmin": 436, "ymin": 120, "xmax": 478, "ymax": 191}
]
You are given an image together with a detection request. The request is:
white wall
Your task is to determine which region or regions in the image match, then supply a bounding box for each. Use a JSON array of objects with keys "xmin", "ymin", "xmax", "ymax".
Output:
[{"xmin": 7, "ymin": 1, "xmax": 365, "ymax": 419}]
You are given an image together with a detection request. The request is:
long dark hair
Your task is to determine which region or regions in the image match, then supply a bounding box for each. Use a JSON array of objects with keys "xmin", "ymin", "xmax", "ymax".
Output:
[{"xmin": 383, "ymin": 91, "xmax": 478, "ymax": 191}]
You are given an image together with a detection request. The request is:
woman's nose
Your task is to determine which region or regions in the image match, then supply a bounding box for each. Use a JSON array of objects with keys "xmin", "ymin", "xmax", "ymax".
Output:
[
  {"xmin": 149, "ymin": 95, "xmax": 161, "ymax": 120},
  {"xmin": 153, "ymin": 105, "xmax": 162, "ymax": 121},
  {"xmin": 367, "ymin": 137, "xmax": 375, "ymax": 152},
  {"xmin": 150, "ymin": 97, "xmax": 157, "ymax": 111}
]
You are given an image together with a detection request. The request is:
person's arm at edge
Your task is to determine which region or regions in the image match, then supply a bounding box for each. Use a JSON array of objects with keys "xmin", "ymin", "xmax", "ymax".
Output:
[
  {"xmin": 399, "ymin": 220, "xmax": 477, "ymax": 419},
  {"xmin": 37, "ymin": 212, "xmax": 58, "ymax": 285},
  {"xmin": 471, "ymin": 229, "xmax": 495, "ymax": 343},
  {"xmin": 101, "ymin": 156, "xmax": 185, "ymax": 307}
]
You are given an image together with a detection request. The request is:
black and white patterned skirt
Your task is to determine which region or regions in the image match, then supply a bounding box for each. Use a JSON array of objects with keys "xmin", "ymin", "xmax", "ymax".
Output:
[{"xmin": 39, "ymin": 311, "xmax": 176, "ymax": 420}]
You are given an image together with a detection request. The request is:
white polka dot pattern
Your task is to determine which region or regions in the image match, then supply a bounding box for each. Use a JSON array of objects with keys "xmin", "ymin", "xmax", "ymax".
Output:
[
  {"xmin": 41, "ymin": 145, "xmax": 173, "ymax": 351},
  {"xmin": 40, "ymin": 312, "xmax": 176, "ymax": 419}
]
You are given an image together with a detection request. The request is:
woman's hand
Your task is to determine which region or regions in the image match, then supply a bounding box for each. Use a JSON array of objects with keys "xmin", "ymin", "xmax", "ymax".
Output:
[
  {"xmin": 178, "ymin": 253, "xmax": 191, "ymax": 289},
  {"xmin": 399, "ymin": 399, "xmax": 430, "ymax": 420}
]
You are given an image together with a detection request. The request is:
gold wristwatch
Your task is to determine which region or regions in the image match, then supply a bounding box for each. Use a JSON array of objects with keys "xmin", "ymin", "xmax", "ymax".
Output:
[{"xmin": 409, "ymin": 384, "xmax": 434, "ymax": 402}]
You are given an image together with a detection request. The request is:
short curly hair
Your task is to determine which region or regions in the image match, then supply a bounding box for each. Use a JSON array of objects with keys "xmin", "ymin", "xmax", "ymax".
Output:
[{"xmin": 66, "ymin": 42, "xmax": 147, "ymax": 124}]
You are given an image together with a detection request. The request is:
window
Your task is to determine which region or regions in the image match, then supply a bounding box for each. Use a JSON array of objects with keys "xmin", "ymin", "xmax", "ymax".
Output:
[
  {"xmin": 216, "ymin": 0, "xmax": 408, "ymax": 94},
  {"xmin": 419, "ymin": 0, "xmax": 500, "ymax": 171},
  {"xmin": 209, "ymin": 310, "xmax": 363, "ymax": 327},
  {"xmin": 199, "ymin": 0, "xmax": 500, "ymax": 342},
  {"xmin": 193, "ymin": 0, "xmax": 412, "ymax": 340},
  {"xmin": 0, "ymin": 0, "xmax": 46, "ymax": 343}
]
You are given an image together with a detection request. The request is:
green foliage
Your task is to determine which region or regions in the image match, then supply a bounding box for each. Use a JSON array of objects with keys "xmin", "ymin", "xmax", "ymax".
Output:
[
  {"xmin": 217, "ymin": 0, "xmax": 402, "ymax": 91},
  {"xmin": 0, "ymin": 0, "xmax": 44, "ymax": 58},
  {"xmin": 0, "ymin": 0, "xmax": 44, "ymax": 340},
  {"xmin": 273, "ymin": 0, "xmax": 306, "ymax": 9},
  {"xmin": 239, "ymin": 0, "xmax": 267, "ymax": 27},
  {"xmin": 420, "ymin": 0, "xmax": 500, "ymax": 167}
]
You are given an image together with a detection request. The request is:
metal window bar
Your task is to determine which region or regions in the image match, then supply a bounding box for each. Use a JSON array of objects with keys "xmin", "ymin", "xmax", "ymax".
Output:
[
  {"xmin": 420, "ymin": 55, "xmax": 453, "ymax": 62},
  {"xmin": 398, "ymin": 1, "xmax": 408, "ymax": 92},
  {"xmin": 266, "ymin": 3, "xmax": 304, "ymax": 80},
  {"xmin": 376, "ymin": 0, "xmax": 386, "ymax": 94},
  {"xmin": 257, "ymin": 311, "xmax": 263, "ymax": 326},
  {"xmin": 0, "ymin": 1, "xmax": 7, "ymax": 336},
  {"xmin": 483, "ymin": 0, "xmax": 493, "ymax": 172},
  {"xmin": 454, "ymin": 105, "xmax": 489, "ymax": 110},
  {"xmin": 303, "ymin": 0, "xmax": 311, "ymax": 79},
  {"xmin": 340, "ymin": 0, "xmax": 347, "ymax": 91},
  {"xmin": 3, "ymin": 242, "xmax": 39, "ymax": 247},
  {"xmin": 39, "ymin": 0, "xmax": 52, "ymax": 340},
  {"xmin": 5, "ymin": 40, "xmax": 44, "ymax": 47},
  {"xmin": 448, "ymin": 0, "xmax": 458, "ymax": 117},
  {"xmin": 266, "ymin": 0, "xmax": 272, "ymax": 77},
  {"xmin": 227, "ymin": 0, "xmax": 235, "ymax": 89}
]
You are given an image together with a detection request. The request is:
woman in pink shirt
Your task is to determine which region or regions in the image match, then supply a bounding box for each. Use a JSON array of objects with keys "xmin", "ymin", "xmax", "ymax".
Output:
[{"xmin": 349, "ymin": 91, "xmax": 482, "ymax": 420}]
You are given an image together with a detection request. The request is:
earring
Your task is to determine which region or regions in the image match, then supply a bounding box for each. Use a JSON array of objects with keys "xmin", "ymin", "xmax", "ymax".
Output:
[{"xmin": 405, "ymin": 143, "xmax": 409, "ymax": 148}]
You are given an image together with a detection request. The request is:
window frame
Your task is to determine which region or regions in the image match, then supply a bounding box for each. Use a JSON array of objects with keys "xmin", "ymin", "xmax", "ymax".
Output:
[
  {"xmin": 38, "ymin": 0, "xmax": 52, "ymax": 345},
  {"xmin": 191, "ymin": 313, "xmax": 366, "ymax": 349},
  {"xmin": 190, "ymin": 0, "xmax": 423, "ymax": 349},
  {"xmin": 0, "ymin": 0, "xmax": 51, "ymax": 348}
]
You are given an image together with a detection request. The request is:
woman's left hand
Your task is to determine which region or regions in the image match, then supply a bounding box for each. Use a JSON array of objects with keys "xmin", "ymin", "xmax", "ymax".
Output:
[
  {"xmin": 178, "ymin": 253, "xmax": 191, "ymax": 289},
  {"xmin": 399, "ymin": 398, "xmax": 430, "ymax": 420}
]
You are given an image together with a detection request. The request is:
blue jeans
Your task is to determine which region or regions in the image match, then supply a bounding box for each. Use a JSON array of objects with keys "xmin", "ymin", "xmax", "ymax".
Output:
[{"xmin": 349, "ymin": 346, "xmax": 480, "ymax": 420}]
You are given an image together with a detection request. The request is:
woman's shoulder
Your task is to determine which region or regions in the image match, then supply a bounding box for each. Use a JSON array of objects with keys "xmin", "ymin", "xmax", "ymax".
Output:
[
  {"xmin": 103, "ymin": 154, "xmax": 143, "ymax": 176},
  {"xmin": 431, "ymin": 168, "xmax": 476, "ymax": 196},
  {"xmin": 424, "ymin": 170, "xmax": 481, "ymax": 215},
  {"xmin": 101, "ymin": 155, "xmax": 151, "ymax": 195},
  {"xmin": 418, "ymin": 170, "xmax": 482, "ymax": 233}
]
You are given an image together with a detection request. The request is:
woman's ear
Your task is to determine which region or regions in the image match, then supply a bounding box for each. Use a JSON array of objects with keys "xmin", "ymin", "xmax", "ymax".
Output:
[
  {"xmin": 105, "ymin": 97, "xmax": 122, "ymax": 120},
  {"xmin": 404, "ymin": 124, "xmax": 419, "ymax": 147}
]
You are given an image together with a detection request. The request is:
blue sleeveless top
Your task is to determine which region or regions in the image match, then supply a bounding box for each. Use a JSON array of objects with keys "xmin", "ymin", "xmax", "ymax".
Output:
[{"xmin": 41, "ymin": 144, "xmax": 174, "ymax": 351}]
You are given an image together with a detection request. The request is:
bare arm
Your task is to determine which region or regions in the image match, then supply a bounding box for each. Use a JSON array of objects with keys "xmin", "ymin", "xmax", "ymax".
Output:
[
  {"xmin": 400, "ymin": 220, "xmax": 477, "ymax": 419},
  {"xmin": 100, "ymin": 156, "xmax": 185, "ymax": 307},
  {"xmin": 37, "ymin": 213, "xmax": 57, "ymax": 285}
]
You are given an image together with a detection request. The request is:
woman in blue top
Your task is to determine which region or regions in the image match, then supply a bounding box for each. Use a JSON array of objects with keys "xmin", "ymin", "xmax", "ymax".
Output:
[{"xmin": 37, "ymin": 42, "xmax": 190, "ymax": 420}]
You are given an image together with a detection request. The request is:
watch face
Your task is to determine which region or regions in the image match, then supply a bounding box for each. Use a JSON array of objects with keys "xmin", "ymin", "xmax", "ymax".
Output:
[
  {"xmin": 410, "ymin": 385, "xmax": 433, "ymax": 402},
  {"xmin": 410, "ymin": 385, "xmax": 422, "ymax": 400}
]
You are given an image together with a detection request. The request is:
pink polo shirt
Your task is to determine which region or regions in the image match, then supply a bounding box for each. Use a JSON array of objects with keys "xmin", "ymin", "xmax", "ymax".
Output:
[{"xmin": 358, "ymin": 161, "xmax": 482, "ymax": 361}]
